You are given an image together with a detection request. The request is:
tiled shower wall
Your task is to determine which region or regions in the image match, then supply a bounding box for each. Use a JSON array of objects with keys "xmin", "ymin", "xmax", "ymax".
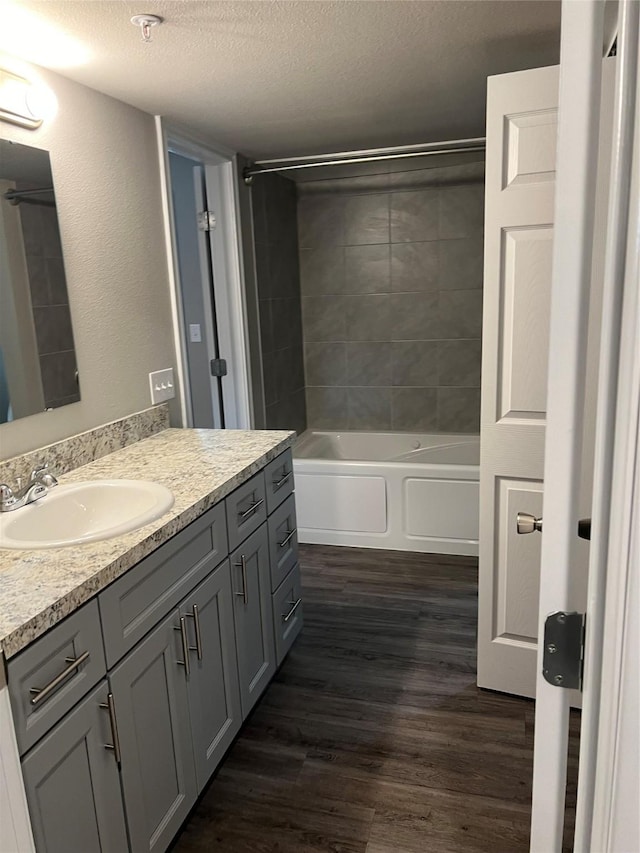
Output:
[
  {"xmin": 297, "ymin": 163, "xmax": 484, "ymax": 433},
  {"xmin": 19, "ymin": 190, "xmax": 79, "ymax": 409},
  {"xmin": 252, "ymin": 173, "xmax": 306, "ymax": 434}
]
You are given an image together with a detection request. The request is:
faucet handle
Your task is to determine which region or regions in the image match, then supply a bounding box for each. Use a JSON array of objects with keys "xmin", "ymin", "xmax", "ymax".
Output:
[
  {"xmin": 0, "ymin": 484, "xmax": 15, "ymax": 508},
  {"xmin": 31, "ymin": 463, "xmax": 58, "ymax": 488}
]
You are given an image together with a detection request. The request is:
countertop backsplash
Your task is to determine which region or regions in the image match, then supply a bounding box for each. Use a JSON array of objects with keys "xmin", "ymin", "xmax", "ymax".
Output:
[{"xmin": 0, "ymin": 404, "xmax": 170, "ymax": 486}]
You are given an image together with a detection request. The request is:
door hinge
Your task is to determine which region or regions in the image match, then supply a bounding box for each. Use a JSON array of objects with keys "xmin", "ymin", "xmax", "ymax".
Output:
[
  {"xmin": 542, "ymin": 611, "xmax": 585, "ymax": 691},
  {"xmin": 197, "ymin": 210, "xmax": 217, "ymax": 232},
  {"xmin": 210, "ymin": 358, "xmax": 227, "ymax": 378}
]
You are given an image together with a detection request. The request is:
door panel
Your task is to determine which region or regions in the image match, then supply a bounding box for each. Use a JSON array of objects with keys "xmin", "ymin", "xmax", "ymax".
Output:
[
  {"xmin": 109, "ymin": 611, "xmax": 196, "ymax": 853},
  {"xmin": 230, "ymin": 524, "xmax": 276, "ymax": 717},
  {"xmin": 181, "ymin": 560, "xmax": 242, "ymax": 791},
  {"xmin": 478, "ymin": 64, "xmax": 559, "ymax": 698},
  {"xmin": 21, "ymin": 681, "xmax": 128, "ymax": 853}
]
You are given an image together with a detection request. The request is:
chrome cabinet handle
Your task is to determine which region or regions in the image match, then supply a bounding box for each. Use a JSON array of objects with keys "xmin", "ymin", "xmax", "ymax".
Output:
[
  {"xmin": 278, "ymin": 529, "xmax": 296, "ymax": 549},
  {"xmin": 234, "ymin": 555, "xmax": 248, "ymax": 605},
  {"xmin": 282, "ymin": 597, "xmax": 302, "ymax": 623},
  {"xmin": 174, "ymin": 617, "xmax": 191, "ymax": 675},
  {"xmin": 186, "ymin": 605, "xmax": 203, "ymax": 660},
  {"xmin": 273, "ymin": 470, "xmax": 292, "ymax": 490},
  {"xmin": 99, "ymin": 692, "xmax": 122, "ymax": 765},
  {"xmin": 239, "ymin": 497, "xmax": 264, "ymax": 521},
  {"xmin": 29, "ymin": 650, "xmax": 90, "ymax": 706}
]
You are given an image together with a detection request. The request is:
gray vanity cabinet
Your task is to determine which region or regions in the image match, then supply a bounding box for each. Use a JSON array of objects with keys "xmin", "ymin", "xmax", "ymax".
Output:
[
  {"xmin": 230, "ymin": 524, "xmax": 276, "ymax": 717},
  {"xmin": 109, "ymin": 610, "xmax": 197, "ymax": 853},
  {"xmin": 21, "ymin": 680, "xmax": 128, "ymax": 853},
  {"xmin": 179, "ymin": 559, "xmax": 242, "ymax": 791}
]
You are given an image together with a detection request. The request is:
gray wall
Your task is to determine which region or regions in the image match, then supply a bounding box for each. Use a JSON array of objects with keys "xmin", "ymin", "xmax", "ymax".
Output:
[
  {"xmin": 298, "ymin": 163, "xmax": 484, "ymax": 433},
  {"xmin": 252, "ymin": 173, "xmax": 306, "ymax": 434},
  {"xmin": 0, "ymin": 52, "xmax": 177, "ymax": 459}
]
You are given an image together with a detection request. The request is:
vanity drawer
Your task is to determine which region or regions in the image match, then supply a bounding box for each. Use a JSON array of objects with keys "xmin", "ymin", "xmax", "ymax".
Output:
[
  {"xmin": 226, "ymin": 471, "xmax": 267, "ymax": 551},
  {"xmin": 8, "ymin": 600, "xmax": 106, "ymax": 755},
  {"xmin": 272, "ymin": 564, "xmax": 303, "ymax": 667},
  {"xmin": 264, "ymin": 449, "xmax": 294, "ymax": 514},
  {"xmin": 267, "ymin": 494, "xmax": 298, "ymax": 592},
  {"xmin": 99, "ymin": 502, "xmax": 227, "ymax": 667}
]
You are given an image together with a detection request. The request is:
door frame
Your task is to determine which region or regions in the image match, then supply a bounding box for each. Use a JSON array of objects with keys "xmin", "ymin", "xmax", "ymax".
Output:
[
  {"xmin": 155, "ymin": 117, "xmax": 252, "ymax": 429},
  {"xmin": 531, "ymin": 2, "xmax": 640, "ymax": 850}
]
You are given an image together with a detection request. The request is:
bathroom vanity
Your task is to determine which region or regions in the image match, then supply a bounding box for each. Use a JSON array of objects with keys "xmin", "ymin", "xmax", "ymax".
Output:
[{"xmin": 0, "ymin": 425, "xmax": 301, "ymax": 853}]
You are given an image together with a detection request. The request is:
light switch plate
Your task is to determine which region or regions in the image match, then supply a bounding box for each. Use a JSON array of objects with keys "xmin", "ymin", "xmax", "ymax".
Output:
[{"xmin": 149, "ymin": 368, "xmax": 175, "ymax": 405}]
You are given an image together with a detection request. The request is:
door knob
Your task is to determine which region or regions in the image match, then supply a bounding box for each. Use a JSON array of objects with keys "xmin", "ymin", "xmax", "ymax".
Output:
[{"xmin": 517, "ymin": 512, "xmax": 543, "ymax": 534}]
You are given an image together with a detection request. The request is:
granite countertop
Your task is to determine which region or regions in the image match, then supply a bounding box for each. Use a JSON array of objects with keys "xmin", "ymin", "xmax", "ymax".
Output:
[{"xmin": 0, "ymin": 428, "xmax": 295, "ymax": 659}]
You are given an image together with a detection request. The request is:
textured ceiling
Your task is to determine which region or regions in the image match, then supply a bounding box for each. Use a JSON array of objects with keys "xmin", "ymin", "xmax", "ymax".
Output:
[{"xmin": 5, "ymin": 0, "xmax": 561, "ymax": 158}]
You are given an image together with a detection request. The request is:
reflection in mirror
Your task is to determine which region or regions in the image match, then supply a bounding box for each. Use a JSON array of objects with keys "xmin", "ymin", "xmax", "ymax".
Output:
[{"xmin": 0, "ymin": 138, "xmax": 79, "ymax": 425}]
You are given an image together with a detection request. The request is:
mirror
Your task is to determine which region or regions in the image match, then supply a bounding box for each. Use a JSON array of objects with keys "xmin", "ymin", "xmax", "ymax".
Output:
[{"xmin": 0, "ymin": 138, "xmax": 79, "ymax": 424}]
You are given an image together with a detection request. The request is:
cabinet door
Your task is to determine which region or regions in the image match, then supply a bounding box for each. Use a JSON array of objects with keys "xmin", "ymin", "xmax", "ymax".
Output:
[
  {"xmin": 180, "ymin": 559, "xmax": 242, "ymax": 791},
  {"xmin": 109, "ymin": 611, "xmax": 196, "ymax": 853},
  {"xmin": 230, "ymin": 524, "xmax": 276, "ymax": 717},
  {"xmin": 21, "ymin": 680, "xmax": 128, "ymax": 853}
]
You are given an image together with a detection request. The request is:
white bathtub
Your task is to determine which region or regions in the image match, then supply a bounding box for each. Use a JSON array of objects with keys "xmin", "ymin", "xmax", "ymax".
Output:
[{"xmin": 293, "ymin": 430, "xmax": 480, "ymax": 556}]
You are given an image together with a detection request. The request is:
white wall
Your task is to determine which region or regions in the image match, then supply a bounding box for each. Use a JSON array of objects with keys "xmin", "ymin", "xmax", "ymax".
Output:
[{"xmin": 0, "ymin": 53, "xmax": 178, "ymax": 459}]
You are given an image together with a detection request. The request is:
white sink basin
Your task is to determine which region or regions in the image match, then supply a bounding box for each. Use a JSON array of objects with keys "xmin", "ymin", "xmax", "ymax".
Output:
[{"xmin": 0, "ymin": 480, "xmax": 175, "ymax": 550}]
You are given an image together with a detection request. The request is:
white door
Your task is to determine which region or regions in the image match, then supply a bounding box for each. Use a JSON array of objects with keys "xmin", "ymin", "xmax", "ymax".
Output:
[
  {"xmin": 477, "ymin": 64, "xmax": 560, "ymax": 698},
  {"xmin": 478, "ymin": 58, "xmax": 614, "ymax": 699}
]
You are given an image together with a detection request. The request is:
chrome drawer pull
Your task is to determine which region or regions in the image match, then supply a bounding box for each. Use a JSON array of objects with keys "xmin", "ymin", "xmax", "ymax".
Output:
[
  {"xmin": 239, "ymin": 497, "xmax": 264, "ymax": 521},
  {"xmin": 282, "ymin": 597, "xmax": 302, "ymax": 623},
  {"xmin": 99, "ymin": 692, "xmax": 122, "ymax": 765},
  {"xmin": 29, "ymin": 650, "xmax": 90, "ymax": 706},
  {"xmin": 174, "ymin": 617, "xmax": 191, "ymax": 676},
  {"xmin": 186, "ymin": 605, "xmax": 203, "ymax": 660},
  {"xmin": 273, "ymin": 470, "xmax": 292, "ymax": 490},
  {"xmin": 278, "ymin": 529, "xmax": 296, "ymax": 549},
  {"xmin": 234, "ymin": 555, "xmax": 248, "ymax": 605}
]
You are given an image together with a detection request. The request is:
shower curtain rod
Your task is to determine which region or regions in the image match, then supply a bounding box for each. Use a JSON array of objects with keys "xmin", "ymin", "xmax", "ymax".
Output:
[
  {"xmin": 3, "ymin": 186, "xmax": 54, "ymax": 205},
  {"xmin": 243, "ymin": 136, "xmax": 486, "ymax": 184}
]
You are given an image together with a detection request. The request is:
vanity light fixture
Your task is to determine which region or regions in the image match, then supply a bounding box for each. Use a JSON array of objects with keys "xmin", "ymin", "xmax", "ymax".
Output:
[
  {"xmin": 130, "ymin": 14, "xmax": 163, "ymax": 43},
  {"xmin": 0, "ymin": 70, "xmax": 43, "ymax": 129}
]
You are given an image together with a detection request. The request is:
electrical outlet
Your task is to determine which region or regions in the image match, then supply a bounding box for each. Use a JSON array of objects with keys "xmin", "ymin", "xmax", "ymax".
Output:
[{"xmin": 149, "ymin": 368, "xmax": 175, "ymax": 405}]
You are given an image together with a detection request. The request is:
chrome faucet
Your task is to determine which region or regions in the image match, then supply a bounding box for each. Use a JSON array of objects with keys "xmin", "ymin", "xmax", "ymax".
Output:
[{"xmin": 0, "ymin": 463, "xmax": 58, "ymax": 513}]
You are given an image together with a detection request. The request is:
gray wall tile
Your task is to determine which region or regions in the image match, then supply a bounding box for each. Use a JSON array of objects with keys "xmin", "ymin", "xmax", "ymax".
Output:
[
  {"xmin": 298, "ymin": 195, "xmax": 344, "ymax": 247},
  {"xmin": 300, "ymin": 247, "xmax": 345, "ymax": 295},
  {"xmin": 305, "ymin": 342, "xmax": 347, "ymax": 386},
  {"xmin": 438, "ymin": 340, "xmax": 482, "ymax": 387},
  {"xmin": 437, "ymin": 387, "xmax": 481, "ymax": 432},
  {"xmin": 391, "ymin": 342, "xmax": 438, "ymax": 386},
  {"xmin": 345, "ymin": 294, "xmax": 392, "ymax": 341},
  {"xmin": 391, "ymin": 241, "xmax": 438, "ymax": 292},
  {"xmin": 348, "ymin": 387, "xmax": 391, "ymax": 430},
  {"xmin": 390, "ymin": 190, "xmax": 439, "ymax": 243},
  {"xmin": 299, "ymin": 168, "xmax": 485, "ymax": 433},
  {"xmin": 253, "ymin": 173, "xmax": 307, "ymax": 432},
  {"xmin": 391, "ymin": 388, "xmax": 438, "ymax": 431},
  {"xmin": 303, "ymin": 295, "xmax": 348, "ymax": 342},
  {"xmin": 438, "ymin": 290, "xmax": 483, "ymax": 339},
  {"xmin": 344, "ymin": 194, "xmax": 390, "ymax": 245},
  {"xmin": 346, "ymin": 342, "xmax": 391, "ymax": 386},
  {"xmin": 389, "ymin": 292, "xmax": 439, "ymax": 340},
  {"xmin": 439, "ymin": 184, "xmax": 484, "ymax": 239},
  {"xmin": 306, "ymin": 387, "xmax": 349, "ymax": 429},
  {"xmin": 439, "ymin": 237, "xmax": 484, "ymax": 290},
  {"xmin": 344, "ymin": 244, "xmax": 390, "ymax": 293}
]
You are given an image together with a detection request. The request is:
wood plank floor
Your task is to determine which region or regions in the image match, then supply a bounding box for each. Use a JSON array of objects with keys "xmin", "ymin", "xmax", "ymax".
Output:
[{"xmin": 172, "ymin": 544, "xmax": 580, "ymax": 853}]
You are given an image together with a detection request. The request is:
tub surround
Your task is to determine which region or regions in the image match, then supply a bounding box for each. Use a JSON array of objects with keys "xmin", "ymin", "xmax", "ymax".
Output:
[
  {"xmin": 0, "ymin": 404, "xmax": 170, "ymax": 486},
  {"xmin": 298, "ymin": 161, "xmax": 484, "ymax": 433},
  {"xmin": 0, "ymin": 427, "xmax": 294, "ymax": 658}
]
